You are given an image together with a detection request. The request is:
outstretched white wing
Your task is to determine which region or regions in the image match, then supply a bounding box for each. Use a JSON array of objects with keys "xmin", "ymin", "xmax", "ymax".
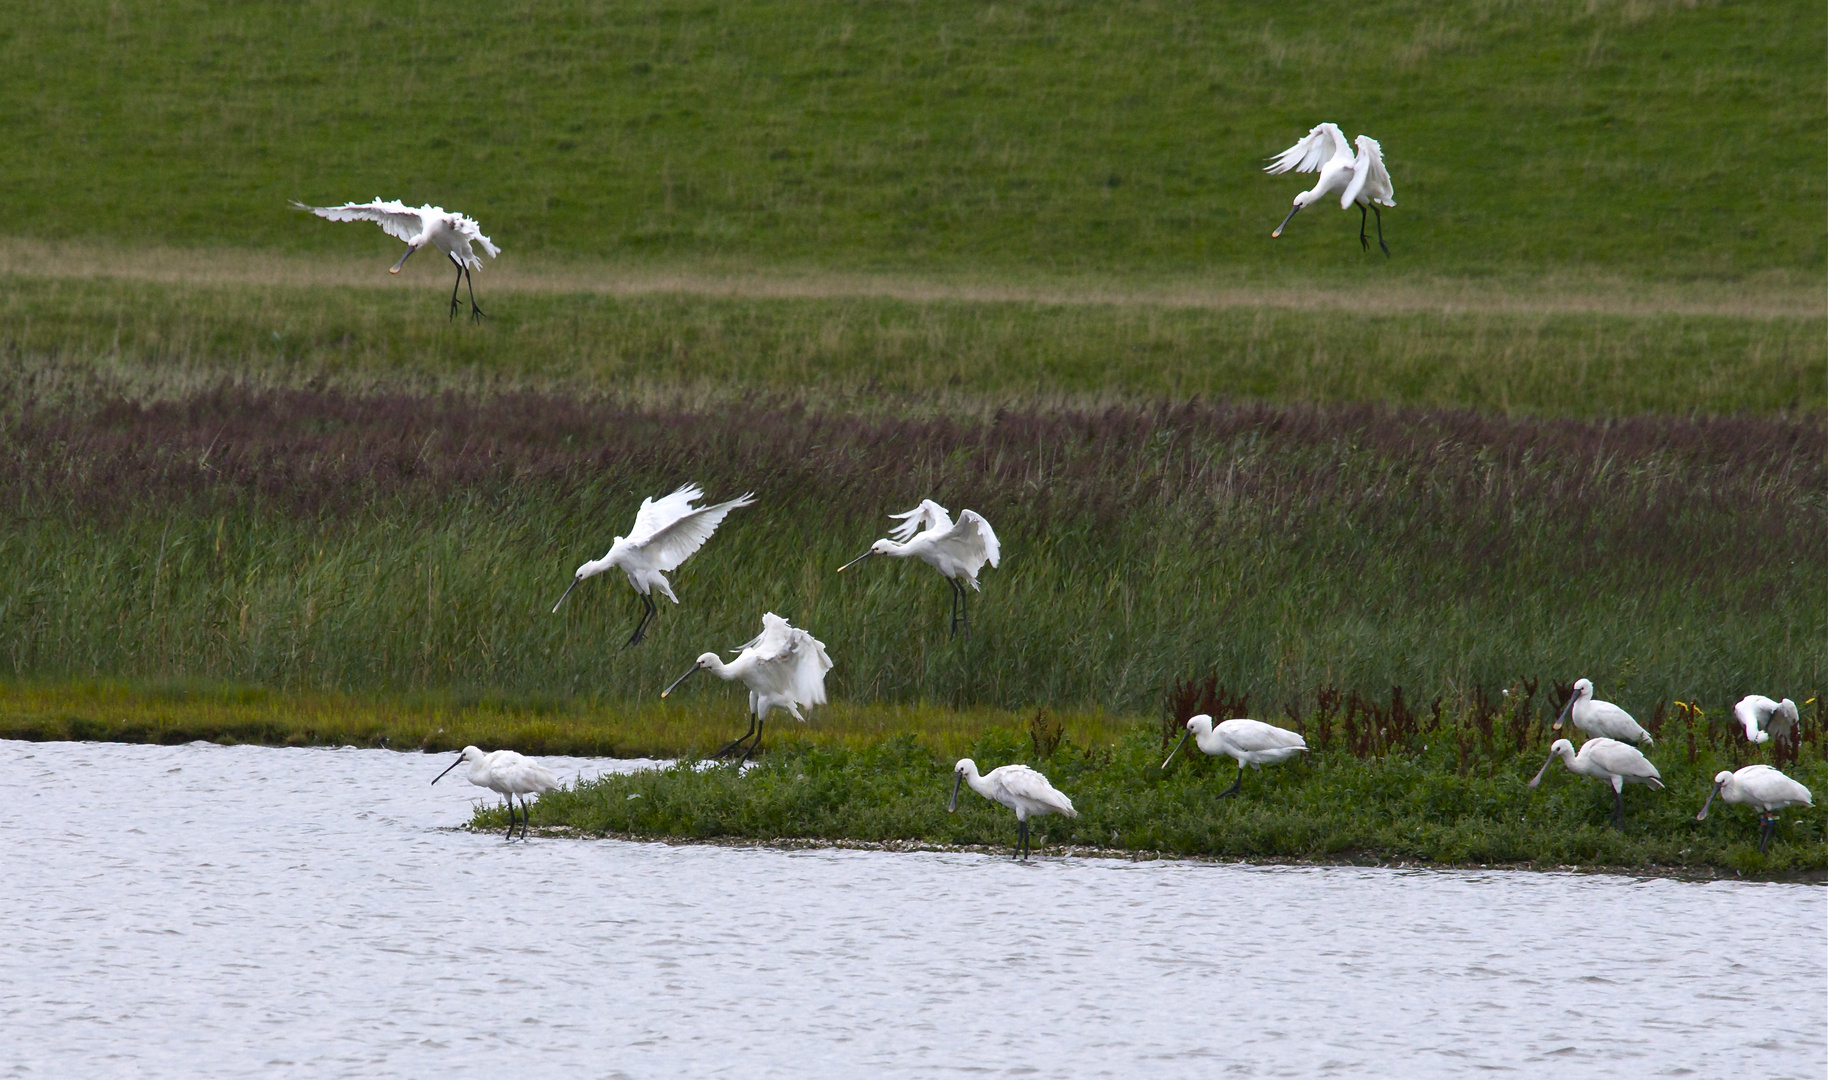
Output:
[
  {"xmin": 292, "ymin": 199, "xmax": 427, "ymax": 245},
  {"xmin": 888, "ymin": 499, "xmax": 954, "ymax": 543},
  {"xmin": 992, "ymin": 764, "xmax": 1078, "ymax": 818},
  {"xmin": 448, "ymin": 211, "xmax": 501, "ymax": 264},
  {"xmin": 1264, "ymin": 123, "xmax": 1348, "ymax": 175},
  {"xmin": 626, "ymin": 485, "xmax": 756, "ymax": 573},
  {"xmin": 1340, "ymin": 135, "xmax": 1396, "ymax": 208},
  {"xmin": 928, "ymin": 509, "xmax": 1001, "ymax": 583},
  {"xmin": 746, "ymin": 612, "xmax": 833, "ymax": 708}
]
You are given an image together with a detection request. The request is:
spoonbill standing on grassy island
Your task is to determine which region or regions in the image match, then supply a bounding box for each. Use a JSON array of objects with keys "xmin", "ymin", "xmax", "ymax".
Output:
[
  {"xmin": 1161, "ymin": 714, "xmax": 1308, "ymax": 797},
  {"xmin": 432, "ymin": 746, "xmax": 561, "ymax": 840},
  {"xmin": 1553, "ymin": 678, "xmax": 1654, "ymax": 746},
  {"xmin": 1264, "ymin": 123, "xmax": 1395, "ymax": 256},
  {"xmin": 291, "ymin": 199, "xmax": 500, "ymax": 320},
  {"xmin": 551, "ymin": 484, "xmax": 756, "ymax": 647},
  {"xmin": 1529, "ymin": 737, "xmax": 1663, "ymax": 826},
  {"xmin": 662, "ymin": 612, "xmax": 833, "ymax": 761},
  {"xmin": 948, "ymin": 759, "xmax": 1077, "ymax": 860},
  {"xmin": 1697, "ymin": 765, "xmax": 1814, "ymax": 853},
  {"xmin": 1732, "ymin": 695, "xmax": 1802, "ymax": 745},
  {"xmin": 837, "ymin": 500, "xmax": 1001, "ymax": 636}
]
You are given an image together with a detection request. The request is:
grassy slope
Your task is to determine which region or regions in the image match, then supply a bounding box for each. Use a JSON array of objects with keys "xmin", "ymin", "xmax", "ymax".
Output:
[{"xmin": 1, "ymin": 0, "xmax": 1822, "ymax": 279}]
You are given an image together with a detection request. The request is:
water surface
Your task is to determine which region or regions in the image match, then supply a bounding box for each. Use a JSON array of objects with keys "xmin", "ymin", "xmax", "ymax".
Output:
[{"xmin": 4, "ymin": 740, "xmax": 1821, "ymax": 1078}]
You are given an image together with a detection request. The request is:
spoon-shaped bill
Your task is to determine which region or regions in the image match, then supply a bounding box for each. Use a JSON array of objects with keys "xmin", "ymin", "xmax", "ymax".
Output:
[
  {"xmin": 836, "ymin": 550, "xmax": 874, "ymax": 573},
  {"xmin": 1271, "ymin": 203, "xmax": 1301, "ymax": 239},
  {"xmin": 1696, "ymin": 779, "xmax": 1725, "ymax": 821},
  {"xmin": 431, "ymin": 750, "xmax": 465, "ymax": 785},
  {"xmin": 661, "ymin": 664, "xmax": 699, "ymax": 698},
  {"xmin": 1527, "ymin": 748, "xmax": 1557, "ymax": 788},
  {"xmin": 390, "ymin": 244, "xmax": 417, "ymax": 274},
  {"xmin": 1162, "ymin": 728, "xmax": 1193, "ymax": 770},
  {"xmin": 947, "ymin": 770, "xmax": 963, "ymax": 812},
  {"xmin": 550, "ymin": 576, "xmax": 581, "ymax": 614},
  {"xmin": 1551, "ymin": 694, "xmax": 1574, "ymax": 732}
]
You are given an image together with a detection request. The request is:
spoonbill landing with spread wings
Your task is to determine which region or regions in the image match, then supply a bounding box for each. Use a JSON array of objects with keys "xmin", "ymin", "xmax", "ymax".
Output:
[
  {"xmin": 292, "ymin": 199, "xmax": 500, "ymax": 320},
  {"xmin": 662, "ymin": 612, "xmax": 833, "ymax": 761},
  {"xmin": 1553, "ymin": 678, "xmax": 1654, "ymax": 746},
  {"xmin": 1529, "ymin": 737, "xmax": 1663, "ymax": 826},
  {"xmin": 551, "ymin": 484, "xmax": 755, "ymax": 646},
  {"xmin": 837, "ymin": 500, "xmax": 1001, "ymax": 636},
  {"xmin": 1264, "ymin": 123, "xmax": 1395, "ymax": 255},
  {"xmin": 1161, "ymin": 714, "xmax": 1308, "ymax": 797},
  {"xmin": 432, "ymin": 746, "xmax": 561, "ymax": 840},
  {"xmin": 1732, "ymin": 695, "xmax": 1802, "ymax": 745},
  {"xmin": 1696, "ymin": 765, "xmax": 1813, "ymax": 853},
  {"xmin": 948, "ymin": 759, "xmax": 1077, "ymax": 860}
]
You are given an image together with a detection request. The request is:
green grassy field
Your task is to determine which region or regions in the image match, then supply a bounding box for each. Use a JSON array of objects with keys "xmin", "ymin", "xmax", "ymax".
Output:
[{"xmin": 3, "ymin": 0, "xmax": 1822, "ymax": 280}]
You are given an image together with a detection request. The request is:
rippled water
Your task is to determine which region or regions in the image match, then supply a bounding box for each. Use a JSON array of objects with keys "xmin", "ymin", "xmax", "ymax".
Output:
[{"xmin": 4, "ymin": 739, "xmax": 1822, "ymax": 1078}]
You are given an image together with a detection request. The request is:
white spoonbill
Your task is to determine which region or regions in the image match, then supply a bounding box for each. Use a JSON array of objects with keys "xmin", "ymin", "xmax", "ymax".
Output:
[
  {"xmin": 662, "ymin": 612, "xmax": 833, "ymax": 761},
  {"xmin": 1161, "ymin": 714, "xmax": 1307, "ymax": 797},
  {"xmin": 837, "ymin": 499, "xmax": 1001, "ymax": 636},
  {"xmin": 1264, "ymin": 123, "xmax": 1395, "ymax": 255},
  {"xmin": 1696, "ymin": 765, "xmax": 1814, "ymax": 853},
  {"xmin": 1552, "ymin": 678, "xmax": 1654, "ymax": 746},
  {"xmin": 551, "ymin": 484, "xmax": 756, "ymax": 646},
  {"xmin": 1732, "ymin": 695, "xmax": 1801, "ymax": 745},
  {"xmin": 947, "ymin": 759, "xmax": 1078, "ymax": 860},
  {"xmin": 292, "ymin": 199, "xmax": 500, "ymax": 320},
  {"xmin": 432, "ymin": 746, "xmax": 562, "ymax": 840},
  {"xmin": 1528, "ymin": 737, "xmax": 1663, "ymax": 826}
]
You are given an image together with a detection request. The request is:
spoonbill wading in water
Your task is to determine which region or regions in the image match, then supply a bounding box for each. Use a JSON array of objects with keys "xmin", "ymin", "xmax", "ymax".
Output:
[
  {"xmin": 551, "ymin": 484, "xmax": 756, "ymax": 646},
  {"xmin": 292, "ymin": 199, "xmax": 500, "ymax": 320},
  {"xmin": 1162, "ymin": 714, "xmax": 1308, "ymax": 797},
  {"xmin": 1264, "ymin": 123, "xmax": 1395, "ymax": 255},
  {"xmin": 1732, "ymin": 694, "xmax": 1803, "ymax": 745},
  {"xmin": 838, "ymin": 500, "xmax": 1001, "ymax": 636},
  {"xmin": 1529, "ymin": 737, "xmax": 1663, "ymax": 827},
  {"xmin": 662, "ymin": 612, "xmax": 833, "ymax": 761},
  {"xmin": 948, "ymin": 759, "xmax": 1077, "ymax": 860},
  {"xmin": 1553, "ymin": 678, "xmax": 1654, "ymax": 746},
  {"xmin": 433, "ymin": 746, "xmax": 562, "ymax": 840},
  {"xmin": 1696, "ymin": 765, "xmax": 1814, "ymax": 853}
]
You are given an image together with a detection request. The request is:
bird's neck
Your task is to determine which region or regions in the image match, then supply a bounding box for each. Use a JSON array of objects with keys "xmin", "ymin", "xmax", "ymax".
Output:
[{"xmin": 964, "ymin": 768, "xmax": 997, "ymax": 800}]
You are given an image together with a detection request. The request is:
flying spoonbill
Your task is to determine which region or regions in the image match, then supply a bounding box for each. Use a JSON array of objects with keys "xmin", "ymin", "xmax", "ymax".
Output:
[
  {"xmin": 948, "ymin": 759, "xmax": 1077, "ymax": 860},
  {"xmin": 1732, "ymin": 695, "xmax": 1802, "ymax": 745},
  {"xmin": 838, "ymin": 499, "xmax": 1001, "ymax": 636},
  {"xmin": 1552, "ymin": 679, "xmax": 1653, "ymax": 746},
  {"xmin": 662, "ymin": 612, "xmax": 833, "ymax": 761},
  {"xmin": 551, "ymin": 484, "xmax": 756, "ymax": 646},
  {"xmin": 432, "ymin": 746, "xmax": 561, "ymax": 840},
  {"xmin": 1264, "ymin": 123, "xmax": 1395, "ymax": 255},
  {"xmin": 1161, "ymin": 714, "xmax": 1307, "ymax": 797},
  {"xmin": 1696, "ymin": 765, "xmax": 1814, "ymax": 853},
  {"xmin": 292, "ymin": 199, "xmax": 500, "ymax": 320},
  {"xmin": 1529, "ymin": 737, "xmax": 1663, "ymax": 826}
]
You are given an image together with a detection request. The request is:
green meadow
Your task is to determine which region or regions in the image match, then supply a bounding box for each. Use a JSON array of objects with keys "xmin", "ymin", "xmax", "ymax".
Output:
[{"xmin": 1, "ymin": 0, "xmax": 1823, "ymax": 868}]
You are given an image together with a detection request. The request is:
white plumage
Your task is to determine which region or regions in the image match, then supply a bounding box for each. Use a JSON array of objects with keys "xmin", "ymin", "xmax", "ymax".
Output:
[
  {"xmin": 1697, "ymin": 765, "xmax": 1813, "ymax": 852},
  {"xmin": 838, "ymin": 499, "xmax": 1002, "ymax": 635},
  {"xmin": 1553, "ymin": 678, "xmax": 1654, "ymax": 746},
  {"xmin": 1161, "ymin": 714, "xmax": 1308, "ymax": 797},
  {"xmin": 1528, "ymin": 737, "xmax": 1664, "ymax": 826},
  {"xmin": 551, "ymin": 484, "xmax": 756, "ymax": 646},
  {"xmin": 1732, "ymin": 695, "xmax": 1800, "ymax": 745},
  {"xmin": 662, "ymin": 612, "xmax": 834, "ymax": 760},
  {"xmin": 292, "ymin": 198, "xmax": 500, "ymax": 319},
  {"xmin": 1265, "ymin": 122, "xmax": 1395, "ymax": 255},
  {"xmin": 431, "ymin": 745, "xmax": 561, "ymax": 840},
  {"xmin": 947, "ymin": 758, "xmax": 1077, "ymax": 860}
]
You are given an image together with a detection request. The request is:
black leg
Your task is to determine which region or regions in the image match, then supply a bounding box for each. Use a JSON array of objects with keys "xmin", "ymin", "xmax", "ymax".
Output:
[
  {"xmin": 520, "ymin": 795, "xmax": 531, "ymax": 840},
  {"xmin": 503, "ymin": 797, "xmax": 517, "ymax": 838},
  {"xmin": 714, "ymin": 714, "xmax": 759, "ymax": 759},
  {"xmin": 624, "ymin": 593, "xmax": 657, "ymax": 648},
  {"xmin": 958, "ymin": 582, "xmax": 970, "ymax": 639},
  {"xmin": 449, "ymin": 264, "xmax": 464, "ymax": 321},
  {"xmin": 1216, "ymin": 766, "xmax": 1244, "ymax": 798},
  {"xmin": 1373, "ymin": 205, "xmax": 1389, "ymax": 258},
  {"xmin": 1358, "ymin": 202, "xmax": 1370, "ymax": 252},
  {"xmin": 1758, "ymin": 815, "xmax": 1774, "ymax": 854},
  {"xmin": 1014, "ymin": 819, "xmax": 1026, "ymax": 860},
  {"xmin": 1612, "ymin": 788, "xmax": 1625, "ymax": 828},
  {"xmin": 740, "ymin": 718, "xmax": 766, "ymax": 763},
  {"xmin": 466, "ymin": 266, "xmax": 487, "ymax": 321}
]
